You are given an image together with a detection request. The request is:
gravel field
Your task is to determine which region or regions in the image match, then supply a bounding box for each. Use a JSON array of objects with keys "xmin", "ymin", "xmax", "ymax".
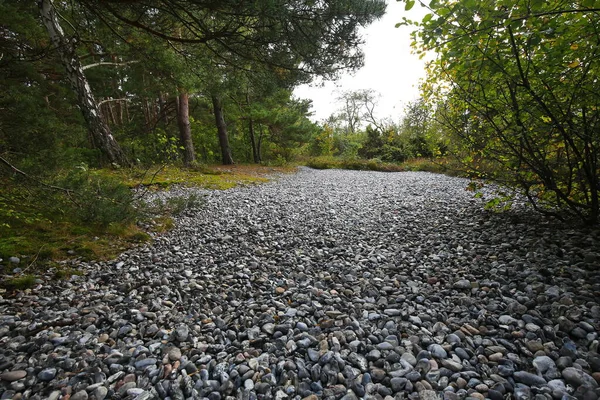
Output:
[{"xmin": 1, "ymin": 167, "xmax": 599, "ymax": 400}]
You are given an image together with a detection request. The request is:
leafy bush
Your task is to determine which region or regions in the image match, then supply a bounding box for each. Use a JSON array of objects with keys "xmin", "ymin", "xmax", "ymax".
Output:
[
  {"xmin": 305, "ymin": 157, "xmax": 404, "ymax": 172},
  {"xmin": 409, "ymin": 0, "xmax": 600, "ymax": 224}
]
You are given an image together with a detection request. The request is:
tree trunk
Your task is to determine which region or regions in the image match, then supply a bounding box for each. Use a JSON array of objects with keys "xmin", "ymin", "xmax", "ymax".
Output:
[
  {"xmin": 246, "ymin": 93, "xmax": 260, "ymax": 163},
  {"xmin": 211, "ymin": 95, "xmax": 234, "ymax": 165},
  {"xmin": 257, "ymin": 125, "xmax": 264, "ymax": 162},
  {"xmin": 159, "ymin": 92, "xmax": 169, "ymax": 127},
  {"xmin": 177, "ymin": 91, "xmax": 196, "ymax": 167},
  {"xmin": 248, "ymin": 118, "xmax": 261, "ymax": 163},
  {"xmin": 39, "ymin": 0, "xmax": 129, "ymax": 166}
]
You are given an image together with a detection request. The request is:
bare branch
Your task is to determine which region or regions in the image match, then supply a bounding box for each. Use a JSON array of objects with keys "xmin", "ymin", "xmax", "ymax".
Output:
[
  {"xmin": 82, "ymin": 60, "xmax": 139, "ymax": 70},
  {"xmin": 0, "ymin": 155, "xmax": 74, "ymax": 195},
  {"xmin": 98, "ymin": 98, "xmax": 131, "ymax": 106}
]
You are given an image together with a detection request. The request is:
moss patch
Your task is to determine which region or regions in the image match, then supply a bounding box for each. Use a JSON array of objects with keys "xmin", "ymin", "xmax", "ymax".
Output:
[{"xmin": 104, "ymin": 164, "xmax": 280, "ymax": 190}]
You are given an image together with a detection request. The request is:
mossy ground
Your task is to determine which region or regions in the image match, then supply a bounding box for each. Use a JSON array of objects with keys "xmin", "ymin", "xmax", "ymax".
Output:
[
  {"xmin": 103, "ymin": 164, "xmax": 295, "ymax": 190},
  {"xmin": 0, "ymin": 164, "xmax": 290, "ymax": 289}
]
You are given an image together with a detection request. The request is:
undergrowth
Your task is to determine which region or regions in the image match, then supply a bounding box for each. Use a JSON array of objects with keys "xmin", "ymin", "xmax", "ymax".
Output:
[
  {"xmin": 303, "ymin": 156, "xmax": 455, "ymax": 174},
  {"xmin": 0, "ymin": 163, "xmax": 275, "ymax": 290}
]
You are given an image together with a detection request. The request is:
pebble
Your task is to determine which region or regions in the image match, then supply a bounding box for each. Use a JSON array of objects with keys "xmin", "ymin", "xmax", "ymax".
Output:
[
  {"xmin": 562, "ymin": 367, "xmax": 599, "ymax": 388},
  {"xmin": 0, "ymin": 169, "xmax": 598, "ymax": 400},
  {"xmin": 514, "ymin": 371, "xmax": 547, "ymax": 386},
  {"xmin": 37, "ymin": 368, "xmax": 57, "ymax": 381},
  {"xmin": 166, "ymin": 347, "xmax": 182, "ymax": 361},
  {"xmin": 0, "ymin": 371, "xmax": 27, "ymax": 382},
  {"xmin": 453, "ymin": 279, "xmax": 472, "ymax": 290},
  {"xmin": 92, "ymin": 386, "xmax": 108, "ymax": 400}
]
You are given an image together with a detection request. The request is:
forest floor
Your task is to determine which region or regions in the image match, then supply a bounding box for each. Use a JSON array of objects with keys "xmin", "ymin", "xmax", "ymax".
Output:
[{"xmin": 0, "ymin": 167, "xmax": 599, "ymax": 400}]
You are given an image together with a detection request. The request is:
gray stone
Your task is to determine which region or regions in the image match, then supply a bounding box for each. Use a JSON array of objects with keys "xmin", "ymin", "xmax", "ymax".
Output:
[
  {"xmin": 134, "ymin": 358, "xmax": 157, "ymax": 370},
  {"xmin": 453, "ymin": 279, "xmax": 471, "ymax": 290},
  {"xmin": 556, "ymin": 356, "xmax": 573, "ymax": 369},
  {"xmin": 92, "ymin": 387, "xmax": 108, "ymax": 400},
  {"xmin": 533, "ymin": 356, "xmax": 556, "ymax": 374},
  {"xmin": 37, "ymin": 368, "xmax": 57, "ymax": 381},
  {"xmin": 166, "ymin": 347, "xmax": 182, "ymax": 361},
  {"xmin": 70, "ymin": 390, "xmax": 88, "ymax": 400},
  {"xmin": 428, "ymin": 344, "xmax": 448, "ymax": 359},
  {"xmin": 562, "ymin": 367, "xmax": 598, "ymax": 388},
  {"xmin": 175, "ymin": 324, "xmax": 189, "ymax": 341},
  {"xmin": 419, "ymin": 390, "xmax": 441, "ymax": 400},
  {"xmin": 514, "ymin": 371, "xmax": 546, "ymax": 386},
  {"xmin": 401, "ymin": 352, "xmax": 417, "ymax": 367},
  {"xmin": 547, "ymin": 379, "xmax": 568, "ymax": 398},
  {"xmin": 498, "ymin": 315, "xmax": 518, "ymax": 325},
  {"xmin": 441, "ymin": 359, "xmax": 463, "ymax": 372},
  {"xmin": 0, "ymin": 370, "xmax": 27, "ymax": 382},
  {"xmin": 390, "ymin": 377, "xmax": 408, "ymax": 392}
]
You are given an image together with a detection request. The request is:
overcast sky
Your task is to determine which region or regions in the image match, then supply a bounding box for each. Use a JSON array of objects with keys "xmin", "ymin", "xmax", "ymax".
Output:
[{"xmin": 293, "ymin": 1, "xmax": 428, "ymax": 124}]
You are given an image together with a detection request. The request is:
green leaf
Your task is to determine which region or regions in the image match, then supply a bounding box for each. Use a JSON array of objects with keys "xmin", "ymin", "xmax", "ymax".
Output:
[
  {"xmin": 405, "ymin": 0, "xmax": 416, "ymax": 11},
  {"xmin": 437, "ymin": 7, "xmax": 451, "ymax": 16},
  {"xmin": 423, "ymin": 13, "xmax": 433, "ymax": 23}
]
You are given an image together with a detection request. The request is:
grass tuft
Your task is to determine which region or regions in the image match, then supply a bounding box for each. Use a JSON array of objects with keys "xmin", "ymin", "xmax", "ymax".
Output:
[{"xmin": 1, "ymin": 274, "xmax": 37, "ymax": 290}]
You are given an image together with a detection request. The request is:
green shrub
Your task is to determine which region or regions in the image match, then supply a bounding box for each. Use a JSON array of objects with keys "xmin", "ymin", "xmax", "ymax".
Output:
[
  {"xmin": 50, "ymin": 165, "xmax": 138, "ymax": 227},
  {"xmin": 1, "ymin": 274, "xmax": 37, "ymax": 290}
]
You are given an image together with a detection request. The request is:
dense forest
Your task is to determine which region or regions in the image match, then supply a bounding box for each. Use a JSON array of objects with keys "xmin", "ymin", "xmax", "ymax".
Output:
[{"xmin": 1, "ymin": 0, "xmax": 599, "ymax": 272}]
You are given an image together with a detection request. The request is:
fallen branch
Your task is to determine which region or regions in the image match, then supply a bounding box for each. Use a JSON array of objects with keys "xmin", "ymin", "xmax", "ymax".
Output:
[
  {"xmin": 132, "ymin": 164, "xmax": 166, "ymax": 201},
  {"xmin": 0, "ymin": 155, "xmax": 73, "ymax": 194}
]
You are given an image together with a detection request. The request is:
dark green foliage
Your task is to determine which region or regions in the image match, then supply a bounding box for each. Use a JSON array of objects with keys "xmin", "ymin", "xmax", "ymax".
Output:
[
  {"xmin": 1, "ymin": 275, "xmax": 37, "ymax": 291},
  {"xmin": 358, "ymin": 126, "xmax": 384, "ymax": 159},
  {"xmin": 308, "ymin": 99, "xmax": 447, "ymax": 165},
  {"xmin": 49, "ymin": 167, "xmax": 138, "ymax": 227},
  {"xmin": 0, "ymin": 2, "xmax": 95, "ymax": 172},
  {"xmin": 305, "ymin": 157, "xmax": 405, "ymax": 172}
]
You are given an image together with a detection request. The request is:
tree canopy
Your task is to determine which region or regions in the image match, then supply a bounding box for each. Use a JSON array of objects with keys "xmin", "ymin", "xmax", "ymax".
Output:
[
  {"xmin": 401, "ymin": 0, "xmax": 600, "ymax": 224},
  {"xmin": 2, "ymin": 0, "xmax": 386, "ymax": 167},
  {"xmin": 78, "ymin": 0, "xmax": 386, "ymax": 79}
]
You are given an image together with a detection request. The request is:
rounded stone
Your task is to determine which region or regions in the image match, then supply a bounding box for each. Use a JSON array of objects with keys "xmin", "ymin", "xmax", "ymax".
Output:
[
  {"xmin": 37, "ymin": 368, "xmax": 57, "ymax": 381},
  {"xmin": 0, "ymin": 371, "xmax": 27, "ymax": 382}
]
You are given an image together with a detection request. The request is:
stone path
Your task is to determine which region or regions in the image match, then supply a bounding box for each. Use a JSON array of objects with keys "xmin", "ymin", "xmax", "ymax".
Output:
[{"xmin": 1, "ymin": 168, "xmax": 599, "ymax": 400}]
